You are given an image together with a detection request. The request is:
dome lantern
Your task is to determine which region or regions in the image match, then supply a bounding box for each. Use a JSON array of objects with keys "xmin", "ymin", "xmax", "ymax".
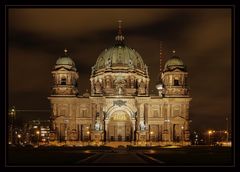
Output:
[{"xmin": 115, "ymin": 20, "xmax": 125, "ymax": 45}]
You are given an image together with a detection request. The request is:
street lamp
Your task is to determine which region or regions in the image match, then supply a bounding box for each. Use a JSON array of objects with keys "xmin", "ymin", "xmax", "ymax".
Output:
[
  {"xmin": 226, "ymin": 117, "xmax": 229, "ymax": 141},
  {"xmin": 150, "ymin": 131, "xmax": 153, "ymax": 146},
  {"xmin": 17, "ymin": 134, "xmax": 21, "ymax": 145},
  {"xmin": 208, "ymin": 130, "xmax": 212, "ymax": 145},
  {"xmin": 224, "ymin": 130, "xmax": 229, "ymax": 142},
  {"xmin": 86, "ymin": 131, "xmax": 90, "ymax": 145},
  {"xmin": 181, "ymin": 126, "xmax": 184, "ymax": 146},
  {"xmin": 36, "ymin": 130, "xmax": 40, "ymax": 146},
  {"xmin": 9, "ymin": 107, "xmax": 16, "ymax": 145}
]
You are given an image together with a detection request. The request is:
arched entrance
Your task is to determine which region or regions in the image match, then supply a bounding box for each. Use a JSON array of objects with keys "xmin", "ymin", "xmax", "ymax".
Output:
[
  {"xmin": 107, "ymin": 111, "xmax": 132, "ymax": 141},
  {"xmin": 173, "ymin": 124, "xmax": 183, "ymax": 142}
]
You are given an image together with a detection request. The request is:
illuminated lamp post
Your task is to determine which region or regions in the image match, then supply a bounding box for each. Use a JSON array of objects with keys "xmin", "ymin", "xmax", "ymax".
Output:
[
  {"xmin": 226, "ymin": 117, "xmax": 229, "ymax": 142},
  {"xmin": 181, "ymin": 126, "xmax": 184, "ymax": 146},
  {"xmin": 9, "ymin": 106, "xmax": 16, "ymax": 145},
  {"xmin": 224, "ymin": 130, "xmax": 229, "ymax": 142},
  {"xmin": 150, "ymin": 131, "xmax": 154, "ymax": 146},
  {"xmin": 36, "ymin": 130, "xmax": 40, "ymax": 146},
  {"xmin": 17, "ymin": 134, "xmax": 21, "ymax": 145},
  {"xmin": 208, "ymin": 130, "xmax": 212, "ymax": 145},
  {"xmin": 87, "ymin": 131, "xmax": 90, "ymax": 146}
]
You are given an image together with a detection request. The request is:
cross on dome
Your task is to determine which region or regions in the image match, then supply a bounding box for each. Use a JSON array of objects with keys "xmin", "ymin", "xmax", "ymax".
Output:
[{"xmin": 64, "ymin": 48, "xmax": 68, "ymax": 55}]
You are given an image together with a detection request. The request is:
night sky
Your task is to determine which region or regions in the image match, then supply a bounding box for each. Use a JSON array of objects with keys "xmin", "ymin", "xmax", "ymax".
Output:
[{"xmin": 8, "ymin": 8, "xmax": 231, "ymax": 131}]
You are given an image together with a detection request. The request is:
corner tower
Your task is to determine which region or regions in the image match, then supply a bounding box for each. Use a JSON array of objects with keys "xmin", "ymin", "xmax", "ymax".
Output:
[
  {"xmin": 159, "ymin": 50, "xmax": 191, "ymax": 144},
  {"xmin": 48, "ymin": 49, "xmax": 79, "ymax": 142},
  {"xmin": 51, "ymin": 49, "xmax": 79, "ymax": 96},
  {"xmin": 162, "ymin": 50, "xmax": 189, "ymax": 97}
]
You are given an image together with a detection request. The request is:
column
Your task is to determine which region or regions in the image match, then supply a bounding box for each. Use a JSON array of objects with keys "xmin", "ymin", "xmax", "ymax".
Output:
[
  {"xmin": 105, "ymin": 120, "xmax": 108, "ymax": 142},
  {"xmin": 132, "ymin": 120, "xmax": 136, "ymax": 141},
  {"xmin": 167, "ymin": 104, "xmax": 171, "ymax": 141}
]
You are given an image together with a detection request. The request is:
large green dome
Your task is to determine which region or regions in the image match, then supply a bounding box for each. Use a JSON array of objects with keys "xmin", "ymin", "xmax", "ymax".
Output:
[
  {"xmin": 164, "ymin": 56, "xmax": 186, "ymax": 71},
  {"xmin": 94, "ymin": 45, "xmax": 145, "ymax": 71}
]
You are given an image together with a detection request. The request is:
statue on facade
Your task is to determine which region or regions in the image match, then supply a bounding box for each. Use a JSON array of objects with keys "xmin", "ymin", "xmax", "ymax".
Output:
[
  {"xmin": 95, "ymin": 122, "xmax": 100, "ymax": 131},
  {"xmin": 139, "ymin": 121, "xmax": 145, "ymax": 131},
  {"xmin": 91, "ymin": 66, "xmax": 95, "ymax": 75},
  {"xmin": 138, "ymin": 80, "xmax": 146, "ymax": 94},
  {"xmin": 106, "ymin": 77, "xmax": 111, "ymax": 88},
  {"xmin": 130, "ymin": 78, "xmax": 135, "ymax": 88},
  {"xmin": 118, "ymin": 86, "xmax": 123, "ymax": 95},
  {"xmin": 129, "ymin": 59, "xmax": 134, "ymax": 68},
  {"xmin": 95, "ymin": 80, "xmax": 102, "ymax": 94},
  {"xmin": 106, "ymin": 58, "xmax": 111, "ymax": 68}
]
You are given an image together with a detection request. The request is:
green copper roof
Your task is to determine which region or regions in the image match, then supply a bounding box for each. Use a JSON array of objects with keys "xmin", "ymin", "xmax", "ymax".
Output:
[
  {"xmin": 95, "ymin": 45, "xmax": 145, "ymax": 70},
  {"xmin": 56, "ymin": 56, "xmax": 75, "ymax": 66},
  {"xmin": 55, "ymin": 51, "xmax": 77, "ymax": 71},
  {"xmin": 164, "ymin": 56, "xmax": 185, "ymax": 71}
]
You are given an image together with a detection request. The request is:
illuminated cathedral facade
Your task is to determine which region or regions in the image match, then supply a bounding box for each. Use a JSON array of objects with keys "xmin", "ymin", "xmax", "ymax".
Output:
[{"xmin": 48, "ymin": 22, "xmax": 192, "ymax": 146}]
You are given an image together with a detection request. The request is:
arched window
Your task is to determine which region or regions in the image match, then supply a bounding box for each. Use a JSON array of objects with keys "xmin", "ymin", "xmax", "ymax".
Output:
[
  {"xmin": 174, "ymin": 79, "xmax": 179, "ymax": 86},
  {"xmin": 61, "ymin": 77, "xmax": 66, "ymax": 85}
]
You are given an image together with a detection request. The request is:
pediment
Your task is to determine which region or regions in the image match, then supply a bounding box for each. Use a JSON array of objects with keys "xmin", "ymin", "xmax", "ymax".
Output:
[
  {"xmin": 58, "ymin": 67, "xmax": 69, "ymax": 71},
  {"xmin": 172, "ymin": 115, "xmax": 185, "ymax": 121},
  {"xmin": 172, "ymin": 68, "xmax": 183, "ymax": 72}
]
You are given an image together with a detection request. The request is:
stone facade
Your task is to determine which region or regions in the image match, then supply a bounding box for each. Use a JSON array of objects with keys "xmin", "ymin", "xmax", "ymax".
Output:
[{"xmin": 48, "ymin": 26, "xmax": 191, "ymax": 146}]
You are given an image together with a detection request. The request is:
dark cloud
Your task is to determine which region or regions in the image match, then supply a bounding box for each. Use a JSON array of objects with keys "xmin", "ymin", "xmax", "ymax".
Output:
[
  {"xmin": 9, "ymin": 9, "xmax": 175, "ymax": 38},
  {"xmin": 8, "ymin": 8, "xmax": 231, "ymax": 131}
]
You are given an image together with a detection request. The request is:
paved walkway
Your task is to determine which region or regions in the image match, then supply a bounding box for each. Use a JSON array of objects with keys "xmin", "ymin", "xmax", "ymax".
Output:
[
  {"xmin": 104, "ymin": 142, "xmax": 132, "ymax": 148},
  {"xmin": 92, "ymin": 152, "xmax": 148, "ymax": 164}
]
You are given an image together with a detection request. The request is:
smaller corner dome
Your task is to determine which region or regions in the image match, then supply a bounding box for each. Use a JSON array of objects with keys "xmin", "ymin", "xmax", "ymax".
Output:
[
  {"xmin": 164, "ymin": 55, "xmax": 186, "ymax": 72},
  {"xmin": 56, "ymin": 57, "xmax": 75, "ymax": 66},
  {"xmin": 55, "ymin": 49, "xmax": 77, "ymax": 71}
]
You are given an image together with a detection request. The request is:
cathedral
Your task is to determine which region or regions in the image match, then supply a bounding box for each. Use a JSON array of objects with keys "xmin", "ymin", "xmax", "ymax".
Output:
[{"xmin": 48, "ymin": 22, "xmax": 192, "ymax": 146}]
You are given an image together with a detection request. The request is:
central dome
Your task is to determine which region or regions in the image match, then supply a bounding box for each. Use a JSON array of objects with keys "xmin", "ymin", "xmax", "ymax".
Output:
[
  {"xmin": 90, "ymin": 21, "xmax": 149, "ymax": 97},
  {"xmin": 92, "ymin": 20, "xmax": 147, "ymax": 75},
  {"xmin": 94, "ymin": 45, "xmax": 145, "ymax": 71}
]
